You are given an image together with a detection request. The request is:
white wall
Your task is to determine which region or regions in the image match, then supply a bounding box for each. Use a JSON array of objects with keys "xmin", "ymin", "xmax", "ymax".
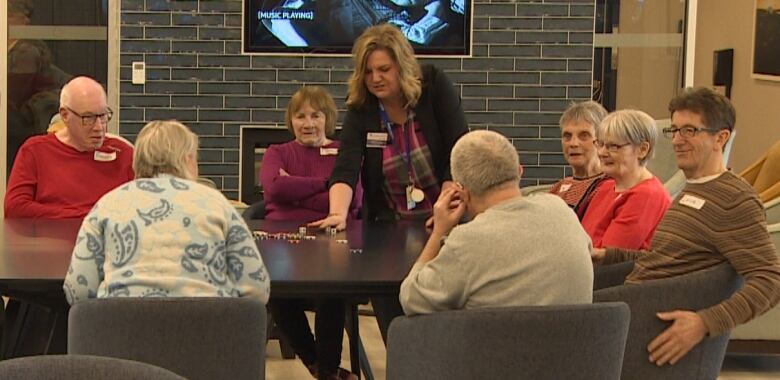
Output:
[{"xmin": 694, "ymin": 0, "xmax": 780, "ymax": 171}]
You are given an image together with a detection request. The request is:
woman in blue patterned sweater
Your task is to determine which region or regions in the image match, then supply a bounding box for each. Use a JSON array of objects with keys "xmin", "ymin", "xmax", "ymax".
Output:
[{"xmin": 63, "ymin": 120, "xmax": 270, "ymax": 305}]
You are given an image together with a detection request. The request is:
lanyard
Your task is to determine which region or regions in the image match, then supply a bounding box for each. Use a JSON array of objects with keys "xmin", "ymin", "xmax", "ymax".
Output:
[{"xmin": 378, "ymin": 102, "xmax": 415, "ymax": 183}]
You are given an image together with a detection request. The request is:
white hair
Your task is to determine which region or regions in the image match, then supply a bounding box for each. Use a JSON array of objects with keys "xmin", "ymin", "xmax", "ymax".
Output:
[
  {"xmin": 451, "ymin": 130, "xmax": 520, "ymax": 196},
  {"xmin": 133, "ymin": 120, "xmax": 198, "ymax": 179},
  {"xmin": 599, "ymin": 109, "xmax": 658, "ymax": 165}
]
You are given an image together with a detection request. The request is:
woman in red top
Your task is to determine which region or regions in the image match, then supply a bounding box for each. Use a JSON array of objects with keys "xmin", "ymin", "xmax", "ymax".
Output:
[{"xmin": 581, "ymin": 110, "xmax": 672, "ymax": 250}]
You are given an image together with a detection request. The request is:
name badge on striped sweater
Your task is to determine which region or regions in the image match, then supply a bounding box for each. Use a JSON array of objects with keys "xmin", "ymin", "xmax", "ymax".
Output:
[{"xmin": 679, "ymin": 194, "xmax": 705, "ymax": 210}]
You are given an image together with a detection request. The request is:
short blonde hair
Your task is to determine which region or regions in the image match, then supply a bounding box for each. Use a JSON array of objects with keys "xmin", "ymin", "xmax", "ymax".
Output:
[
  {"xmin": 347, "ymin": 23, "xmax": 422, "ymax": 109},
  {"xmin": 285, "ymin": 86, "xmax": 337, "ymax": 137},
  {"xmin": 451, "ymin": 130, "xmax": 520, "ymax": 196},
  {"xmin": 133, "ymin": 120, "xmax": 199, "ymax": 179},
  {"xmin": 598, "ymin": 110, "xmax": 657, "ymax": 165}
]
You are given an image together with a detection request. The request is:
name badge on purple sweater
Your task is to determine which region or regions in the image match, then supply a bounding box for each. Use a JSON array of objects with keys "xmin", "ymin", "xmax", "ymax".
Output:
[{"xmin": 320, "ymin": 147, "xmax": 338, "ymax": 156}]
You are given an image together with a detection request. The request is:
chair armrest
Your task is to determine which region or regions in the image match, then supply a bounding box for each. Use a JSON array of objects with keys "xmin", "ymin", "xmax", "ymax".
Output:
[
  {"xmin": 593, "ymin": 261, "xmax": 635, "ymax": 290},
  {"xmin": 766, "ymin": 198, "xmax": 780, "ymax": 225}
]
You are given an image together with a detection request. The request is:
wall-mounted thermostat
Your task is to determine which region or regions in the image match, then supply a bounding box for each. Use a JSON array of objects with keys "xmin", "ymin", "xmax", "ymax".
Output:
[{"xmin": 132, "ymin": 62, "xmax": 145, "ymax": 85}]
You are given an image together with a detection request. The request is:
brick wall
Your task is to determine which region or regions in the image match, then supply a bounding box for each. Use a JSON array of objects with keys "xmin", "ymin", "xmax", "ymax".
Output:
[{"xmin": 119, "ymin": 0, "xmax": 595, "ymax": 199}]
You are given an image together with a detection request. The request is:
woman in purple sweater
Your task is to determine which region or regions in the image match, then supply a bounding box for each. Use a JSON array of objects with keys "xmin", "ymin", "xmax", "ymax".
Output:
[
  {"xmin": 261, "ymin": 86, "xmax": 361, "ymax": 380},
  {"xmin": 260, "ymin": 87, "xmax": 361, "ymax": 221}
]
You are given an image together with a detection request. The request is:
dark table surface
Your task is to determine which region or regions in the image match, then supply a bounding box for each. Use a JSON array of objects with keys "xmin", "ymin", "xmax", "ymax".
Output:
[
  {"xmin": 247, "ymin": 219, "xmax": 426, "ymax": 297},
  {"xmin": 0, "ymin": 218, "xmax": 427, "ymax": 296}
]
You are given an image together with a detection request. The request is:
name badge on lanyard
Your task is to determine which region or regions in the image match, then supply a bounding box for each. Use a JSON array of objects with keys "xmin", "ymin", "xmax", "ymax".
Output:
[{"xmin": 366, "ymin": 132, "xmax": 389, "ymax": 148}]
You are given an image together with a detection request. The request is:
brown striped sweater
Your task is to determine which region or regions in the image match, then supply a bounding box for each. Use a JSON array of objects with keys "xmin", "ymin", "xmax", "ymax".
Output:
[{"xmin": 604, "ymin": 171, "xmax": 780, "ymax": 336}]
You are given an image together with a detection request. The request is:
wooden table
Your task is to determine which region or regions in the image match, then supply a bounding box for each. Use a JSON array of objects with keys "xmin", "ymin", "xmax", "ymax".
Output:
[{"xmin": 0, "ymin": 218, "xmax": 428, "ymax": 377}]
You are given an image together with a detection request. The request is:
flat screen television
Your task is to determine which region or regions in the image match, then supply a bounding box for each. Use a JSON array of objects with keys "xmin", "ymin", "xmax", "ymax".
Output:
[{"xmin": 242, "ymin": 0, "xmax": 472, "ymax": 56}]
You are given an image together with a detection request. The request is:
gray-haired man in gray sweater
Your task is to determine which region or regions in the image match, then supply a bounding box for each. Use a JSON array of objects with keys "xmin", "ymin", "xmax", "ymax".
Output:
[{"xmin": 400, "ymin": 130, "xmax": 594, "ymax": 315}]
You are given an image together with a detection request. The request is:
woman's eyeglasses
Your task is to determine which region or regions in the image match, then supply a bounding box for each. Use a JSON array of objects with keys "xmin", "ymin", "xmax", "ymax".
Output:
[{"xmin": 593, "ymin": 140, "xmax": 631, "ymax": 152}]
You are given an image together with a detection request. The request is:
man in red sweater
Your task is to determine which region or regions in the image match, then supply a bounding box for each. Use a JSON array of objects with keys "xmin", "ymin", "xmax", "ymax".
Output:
[{"xmin": 4, "ymin": 76, "xmax": 134, "ymax": 218}]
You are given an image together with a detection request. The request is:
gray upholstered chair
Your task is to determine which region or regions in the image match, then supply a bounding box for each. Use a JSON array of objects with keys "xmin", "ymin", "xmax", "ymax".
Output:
[
  {"xmin": 594, "ymin": 263, "xmax": 741, "ymax": 380},
  {"xmin": 68, "ymin": 297, "xmax": 266, "ymax": 380},
  {"xmin": 594, "ymin": 260, "xmax": 635, "ymax": 290},
  {"xmin": 520, "ymin": 183, "xmax": 554, "ymax": 196},
  {"xmin": 0, "ymin": 354, "xmax": 186, "ymax": 380},
  {"xmin": 386, "ymin": 302, "xmax": 630, "ymax": 380},
  {"xmin": 728, "ymin": 223, "xmax": 780, "ymax": 353}
]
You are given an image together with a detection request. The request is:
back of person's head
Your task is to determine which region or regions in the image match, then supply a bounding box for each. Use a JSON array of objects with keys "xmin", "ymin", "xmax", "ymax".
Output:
[
  {"xmin": 559, "ymin": 100, "xmax": 608, "ymax": 130},
  {"xmin": 668, "ymin": 87, "xmax": 736, "ymax": 132},
  {"xmin": 599, "ymin": 110, "xmax": 658, "ymax": 165},
  {"xmin": 9, "ymin": 0, "xmax": 33, "ymax": 20},
  {"xmin": 347, "ymin": 23, "xmax": 422, "ymax": 109},
  {"xmin": 47, "ymin": 114, "xmax": 66, "ymax": 133},
  {"xmin": 285, "ymin": 86, "xmax": 337, "ymax": 136},
  {"xmin": 133, "ymin": 120, "xmax": 199, "ymax": 180},
  {"xmin": 451, "ymin": 130, "xmax": 520, "ymax": 196}
]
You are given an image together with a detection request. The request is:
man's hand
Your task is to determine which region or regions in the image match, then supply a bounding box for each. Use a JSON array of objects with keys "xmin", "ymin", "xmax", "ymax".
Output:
[
  {"xmin": 426, "ymin": 181, "xmax": 460, "ymax": 230},
  {"xmin": 647, "ymin": 310, "xmax": 708, "ymax": 366},
  {"xmin": 591, "ymin": 248, "xmax": 606, "ymax": 264},
  {"xmin": 308, "ymin": 213, "xmax": 347, "ymax": 231},
  {"xmin": 430, "ymin": 187, "xmax": 465, "ymax": 237}
]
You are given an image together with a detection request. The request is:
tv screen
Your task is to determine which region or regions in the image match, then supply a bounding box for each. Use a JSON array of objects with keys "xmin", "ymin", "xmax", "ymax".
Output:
[{"xmin": 242, "ymin": 0, "xmax": 472, "ymax": 56}]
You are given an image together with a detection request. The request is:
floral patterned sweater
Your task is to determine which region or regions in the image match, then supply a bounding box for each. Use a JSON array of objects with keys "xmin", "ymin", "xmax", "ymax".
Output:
[{"xmin": 63, "ymin": 174, "xmax": 270, "ymax": 305}]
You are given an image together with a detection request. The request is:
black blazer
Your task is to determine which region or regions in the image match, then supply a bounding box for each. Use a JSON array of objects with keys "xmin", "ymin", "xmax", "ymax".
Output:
[{"xmin": 330, "ymin": 65, "xmax": 468, "ymax": 221}]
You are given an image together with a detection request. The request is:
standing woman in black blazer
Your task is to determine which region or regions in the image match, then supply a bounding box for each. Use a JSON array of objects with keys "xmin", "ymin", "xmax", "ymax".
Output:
[
  {"xmin": 310, "ymin": 23, "xmax": 468, "ymax": 342},
  {"xmin": 312, "ymin": 23, "xmax": 468, "ymax": 230}
]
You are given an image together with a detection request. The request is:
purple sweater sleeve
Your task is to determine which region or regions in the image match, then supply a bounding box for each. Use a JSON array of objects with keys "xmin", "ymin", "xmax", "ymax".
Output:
[{"xmin": 259, "ymin": 144, "xmax": 328, "ymax": 204}]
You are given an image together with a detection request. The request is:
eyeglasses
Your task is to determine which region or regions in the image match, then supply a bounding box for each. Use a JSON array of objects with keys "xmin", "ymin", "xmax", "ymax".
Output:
[
  {"xmin": 65, "ymin": 106, "xmax": 113, "ymax": 126},
  {"xmin": 593, "ymin": 140, "xmax": 631, "ymax": 152},
  {"xmin": 662, "ymin": 126, "xmax": 715, "ymax": 139}
]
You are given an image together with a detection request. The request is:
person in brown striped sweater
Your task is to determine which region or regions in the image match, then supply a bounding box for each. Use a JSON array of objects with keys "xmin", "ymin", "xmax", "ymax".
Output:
[{"xmin": 592, "ymin": 87, "xmax": 780, "ymax": 366}]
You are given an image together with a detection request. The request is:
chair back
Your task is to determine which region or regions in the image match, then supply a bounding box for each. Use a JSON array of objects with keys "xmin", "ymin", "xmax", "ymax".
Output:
[
  {"xmin": 0, "ymin": 354, "xmax": 185, "ymax": 380},
  {"xmin": 646, "ymin": 120, "xmax": 681, "ymax": 186},
  {"xmin": 730, "ymin": 223, "xmax": 780, "ymax": 341},
  {"xmin": 594, "ymin": 263, "xmax": 741, "ymax": 380},
  {"xmin": 386, "ymin": 302, "xmax": 630, "ymax": 380},
  {"xmin": 68, "ymin": 297, "xmax": 266, "ymax": 380},
  {"xmin": 242, "ymin": 200, "xmax": 267, "ymax": 220}
]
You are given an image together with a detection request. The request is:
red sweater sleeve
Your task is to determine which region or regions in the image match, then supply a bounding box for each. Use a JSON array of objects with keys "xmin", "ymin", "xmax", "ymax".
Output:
[
  {"xmin": 600, "ymin": 179, "xmax": 671, "ymax": 250},
  {"xmin": 4, "ymin": 144, "xmax": 83, "ymax": 218},
  {"xmin": 259, "ymin": 144, "xmax": 328, "ymax": 203}
]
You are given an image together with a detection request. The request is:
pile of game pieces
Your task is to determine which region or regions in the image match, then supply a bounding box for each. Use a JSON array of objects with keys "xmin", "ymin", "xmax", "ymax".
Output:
[{"xmin": 253, "ymin": 226, "xmax": 363, "ymax": 253}]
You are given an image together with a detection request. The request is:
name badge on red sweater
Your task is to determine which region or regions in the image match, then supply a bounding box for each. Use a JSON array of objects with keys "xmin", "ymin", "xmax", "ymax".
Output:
[
  {"xmin": 320, "ymin": 148, "xmax": 338, "ymax": 156},
  {"xmin": 94, "ymin": 151, "xmax": 117, "ymax": 162},
  {"xmin": 679, "ymin": 194, "xmax": 705, "ymax": 210},
  {"xmin": 559, "ymin": 184, "xmax": 572, "ymax": 192}
]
